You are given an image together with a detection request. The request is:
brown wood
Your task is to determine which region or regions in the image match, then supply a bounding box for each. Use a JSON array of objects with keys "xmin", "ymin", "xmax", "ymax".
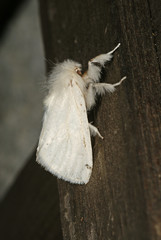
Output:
[
  {"xmin": 39, "ymin": 0, "xmax": 161, "ymax": 239},
  {"xmin": 0, "ymin": 0, "xmax": 161, "ymax": 239}
]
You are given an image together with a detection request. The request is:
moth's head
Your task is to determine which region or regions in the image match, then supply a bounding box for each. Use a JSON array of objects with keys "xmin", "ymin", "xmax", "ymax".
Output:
[
  {"xmin": 60, "ymin": 60, "xmax": 82, "ymax": 76},
  {"xmin": 74, "ymin": 66, "xmax": 82, "ymax": 76}
]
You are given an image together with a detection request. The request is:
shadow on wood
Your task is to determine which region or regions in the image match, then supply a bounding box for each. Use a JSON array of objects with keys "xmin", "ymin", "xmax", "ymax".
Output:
[{"xmin": 0, "ymin": 151, "xmax": 63, "ymax": 240}]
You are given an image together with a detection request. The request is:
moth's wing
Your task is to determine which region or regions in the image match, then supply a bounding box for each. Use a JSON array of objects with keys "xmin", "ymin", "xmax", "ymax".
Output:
[{"xmin": 36, "ymin": 80, "xmax": 92, "ymax": 184}]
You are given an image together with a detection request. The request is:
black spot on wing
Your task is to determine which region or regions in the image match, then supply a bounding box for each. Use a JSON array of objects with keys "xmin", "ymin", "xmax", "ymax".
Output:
[{"xmin": 85, "ymin": 164, "xmax": 92, "ymax": 170}]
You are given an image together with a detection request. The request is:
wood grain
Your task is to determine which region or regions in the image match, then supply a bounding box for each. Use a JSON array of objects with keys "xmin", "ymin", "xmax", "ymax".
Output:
[
  {"xmin": 39, "ymin": 0, "xmax": 161, "ymax": 239},
  {"xmin": 0, "ymin": 0, "xmax": 160, "ymax": 239}
]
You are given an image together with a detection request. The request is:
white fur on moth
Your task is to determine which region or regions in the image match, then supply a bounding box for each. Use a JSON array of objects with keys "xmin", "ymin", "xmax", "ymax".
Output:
[{"xmin": 36, "ymin": 43, "xmax": 126, "ymax": 184}]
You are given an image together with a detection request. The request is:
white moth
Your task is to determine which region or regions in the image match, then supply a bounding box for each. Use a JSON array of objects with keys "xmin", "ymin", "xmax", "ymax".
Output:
[{"xmin": 36, "ymin": 43, "xmax": 126, "ymax": 184}]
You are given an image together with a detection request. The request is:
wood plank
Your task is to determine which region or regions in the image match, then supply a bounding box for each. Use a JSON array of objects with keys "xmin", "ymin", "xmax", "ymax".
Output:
[{"xmin": 39, "ymin": 0, "xmax": 161, "ymax": 239}]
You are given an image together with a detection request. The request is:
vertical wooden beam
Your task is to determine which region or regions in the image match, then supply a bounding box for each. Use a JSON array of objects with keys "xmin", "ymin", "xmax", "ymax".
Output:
[{"xmin": 39, "ymin": 0, "xmax": 161, "ymax": 239}]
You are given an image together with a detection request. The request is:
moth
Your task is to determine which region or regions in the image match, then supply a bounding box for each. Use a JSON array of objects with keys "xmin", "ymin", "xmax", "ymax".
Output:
[{"xmin": 36, "ymin": 43, "xmax": 126, "ymax": 184}]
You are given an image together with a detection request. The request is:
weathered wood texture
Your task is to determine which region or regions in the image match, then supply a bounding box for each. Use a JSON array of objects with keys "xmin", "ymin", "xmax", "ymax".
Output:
[
  {"xmin": 0, "ymin": 0, "xmax": 160, "ymax": 240},
  {"xmin": 39, "ymin": 0, "xmax": 161, "ymax": 239}
]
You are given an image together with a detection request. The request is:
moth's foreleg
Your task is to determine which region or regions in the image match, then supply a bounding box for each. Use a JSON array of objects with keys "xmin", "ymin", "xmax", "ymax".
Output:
[
  {"xmin": 90, "ymin": 43, "xmax": 120, "ymax": 66},
  {"xmin": 92, "ymin": 76, "xmax": 126, "ymax": 96},
  {"xmin": 85, "ymin": 76, "xmax": 126, "ymax": 109},
  {"xmin": 83, "ymin": 43, "xmax": 121, "ymax": 83},
  {"xmin": 89, "ymin": 123, "xmax": 103, "ymax": 139}
]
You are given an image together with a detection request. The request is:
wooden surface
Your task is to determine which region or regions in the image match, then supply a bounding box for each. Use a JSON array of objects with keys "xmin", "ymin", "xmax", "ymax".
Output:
[
  {"xmin": 39, "ymin": 0, "xmax": 161, "ymax": 239},
  {"xmin": 0, "ymin": 0, "xmax": 161, "ymax": 239}
]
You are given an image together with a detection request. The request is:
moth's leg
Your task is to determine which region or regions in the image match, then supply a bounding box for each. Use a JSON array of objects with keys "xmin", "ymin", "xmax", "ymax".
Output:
[
  {"xmin": 85, "ymin": 76, "xmax": 126, "ymax": 110},
  {"xmin": 89, "ymin": 123, "xmax": 103, "ymax": 139},
  {"xmin": 90, "ymin": 43, "xmax": 120, "ymax": 66},
  {"xmin": 83, "ymin": 43, "xmax": 121, "ymax": 83},
  {"xmin": 92, "ymin": 76, "xmax": 126, "ymax": 95},
  {"xmin": 85, "ymin": 83, "xmax": 96, "ymax": 110}
]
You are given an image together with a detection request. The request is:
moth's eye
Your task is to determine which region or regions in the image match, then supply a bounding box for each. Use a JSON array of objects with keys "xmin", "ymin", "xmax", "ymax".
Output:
[{"xmin": 75, "ymin": 68, "xmax": 82, "ymax": 76}]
